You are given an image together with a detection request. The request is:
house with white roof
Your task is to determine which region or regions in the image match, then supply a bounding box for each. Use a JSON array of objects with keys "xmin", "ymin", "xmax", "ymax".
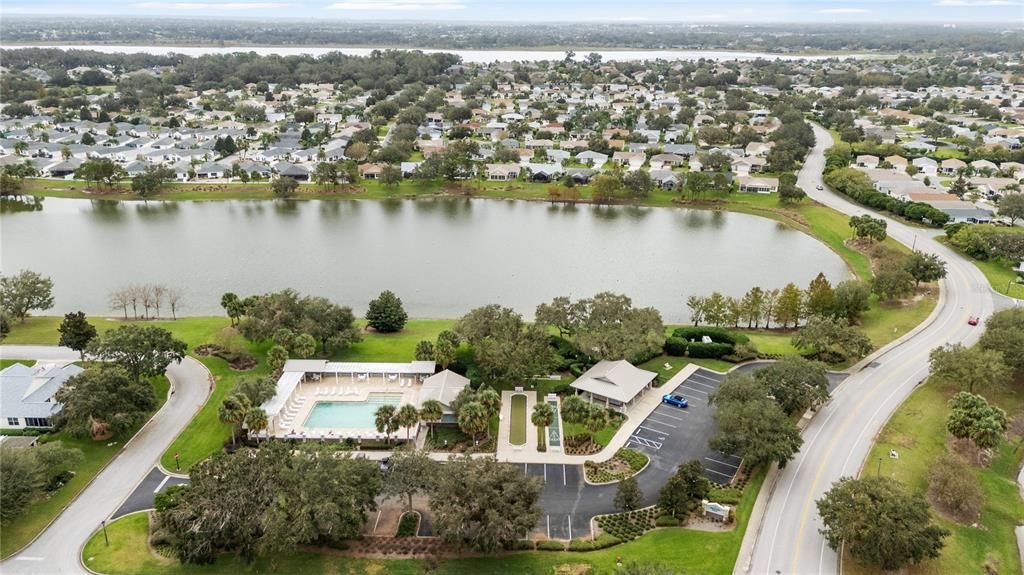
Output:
[
  {"xmin": 1, "ymin": 362, "xmax": 84, "ymax": 429},
  {"xmin": 569, "ymin": 360, "xmax": 657, "ymax": 412},
  {"xmin": 417, "ymin": 370, "xmax": 470, "ymax": 423}
]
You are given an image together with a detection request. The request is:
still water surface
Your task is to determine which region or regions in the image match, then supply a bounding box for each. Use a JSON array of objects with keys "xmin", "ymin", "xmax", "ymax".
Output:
[{"xmin": 0, "ymin": 197, "xmax": 850, "ymax": 322}]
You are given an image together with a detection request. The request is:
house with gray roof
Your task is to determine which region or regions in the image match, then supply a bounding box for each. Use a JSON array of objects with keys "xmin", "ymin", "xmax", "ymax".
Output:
[
  {"xmin": 570, "ymin": 360, "xmax": 657, "ymax": 412},
  {"xmin": 417, "ymin": 370, "xmax": 470, "ymax": 422},
  {"xmin": 1, "ymin": 362, "xmax": 84, "ymax": 429}
]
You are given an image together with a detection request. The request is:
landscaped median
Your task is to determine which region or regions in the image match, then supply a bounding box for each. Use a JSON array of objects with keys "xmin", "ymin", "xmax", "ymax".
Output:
[{"xmin": 584, "ymin": 448, "xmax": 649, "ymax": 484}]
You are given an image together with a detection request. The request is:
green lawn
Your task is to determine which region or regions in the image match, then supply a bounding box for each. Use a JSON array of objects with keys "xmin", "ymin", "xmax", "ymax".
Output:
[
  {"xmin": 0, "ymin": 375, "xmax": 169, "ymax": 559},
  {"xmin": 82, "ymin": 471, "xmax": 766, "ymax": 575},
  {"xmin": 335, "ymin": 319, "xmax": 454, "ymax": 361},
  {"xmin": 509, "ymin": 393, "xmax": 527, "ymax": 446},
  {"xmin": 846, "ymin": 377, "xmax": 1024, "ymax": 575},
  {"xmin": 0, "ymin": 359, "xmax": 34, "ymax": 370},
  {"xmin": 936, "ymin": 238, "xmax": 1024, "ymax": 301},
  {"xmin": 860, "ymin": 289, "xmax": 939, "ymax": 348}
]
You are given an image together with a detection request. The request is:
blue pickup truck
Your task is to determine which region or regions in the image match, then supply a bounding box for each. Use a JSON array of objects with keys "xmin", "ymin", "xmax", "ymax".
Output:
[{"xmin": 662, "ymin": 394, "xmax": 689, "ymax": 408}]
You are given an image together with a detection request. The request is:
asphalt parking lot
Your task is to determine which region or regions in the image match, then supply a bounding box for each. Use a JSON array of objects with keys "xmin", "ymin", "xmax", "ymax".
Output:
[
  {"xmin": 627, "ymin": 368, "xmax": 743, "ymax": 485},
  {"xmin": 112, "ymin": 466, "xmax": 189, "ymax": 519}
]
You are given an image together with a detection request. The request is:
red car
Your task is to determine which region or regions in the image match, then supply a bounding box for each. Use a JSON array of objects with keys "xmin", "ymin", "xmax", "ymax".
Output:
[{"xmin": 968, "ymin": 316, "xmax": 979, "ymax": 326}]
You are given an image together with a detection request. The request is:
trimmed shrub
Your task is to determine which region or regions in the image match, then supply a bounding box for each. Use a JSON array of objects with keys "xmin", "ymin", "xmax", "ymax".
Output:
[
  {"xmin": 537, "ymin": 540, "xmax": 567, "ymax": 551},
  {"xmin": 504, "ymin": 539, "xmax": 536, "ymax": 551},
  {"xmin": 664, "ymin": 337, "xmax": 687, "ymax": 356},
  {"xmin": 568, "ymin": 539, "xmax": 595, "ymax": 552},
  {"xmin": 655, "ymin": 514, "xmax": 680, "ymax": 527},
  {"xmin": 591, "ymin": 533, "xmax": 621, "ymax": 549},
  {"xmin": 708, "ymin": 486, "xmax": 743, "ymax": 505},
  {"xmin": 396, "ymin": 512, "xmax": 419, "ymax": 537},
  {"xmin": 685, "ymin": 342, "xmax": 734, "ymax": 358},
  {"xmin": 671, "ymin": 326, "xmax": 748, "ymax": 345}
]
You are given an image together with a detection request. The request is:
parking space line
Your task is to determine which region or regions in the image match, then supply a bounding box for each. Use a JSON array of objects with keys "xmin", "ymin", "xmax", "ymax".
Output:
[
  {"xmin": 704, "ymin": 456, "xmax": 739, "ymax": 469},
  {"xmin": 651, "ymin": 410, "xmax": 686, "ymax": 421},
  {"xmin": 705, "ymin": 468, "xmax": 734, "ymax": 480},
  {"xmin": 645, "ymin": 417, "xmax": 678, "ymax": 428},
  {"xmin": 543, "ymin": 464, "xmax": 547, "ymax": 482},
  {"xmin": 546, "ymin": 515, "xmax": 551, "ymax": 539},
  {"xmin": 638, "ymin": 424, "xmax": 671, "ymax": 436},
  {"xmin": 154, "ymin": 475, "xmax": 170, "ymax": 493},
  {"xmin": 684, "ymin": 379, "xmax": 719, "ymax": 390},
  {"xmin": 563, "ymin": 465, "xmax": 567, "ymax": 486},
  {"xmin": 568, "ymin": 516, "xmax": 572, "ymax": 540},
  {"xmin": 676, "ymin": 386, "xmax": 708, "ymax": 395}
]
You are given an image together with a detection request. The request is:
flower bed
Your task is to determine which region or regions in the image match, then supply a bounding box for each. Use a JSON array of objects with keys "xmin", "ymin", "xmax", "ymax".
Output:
[
  {"xmin": 594, "ymin": 506, "xmax": 659, "ymax": 542},
  {"xmin": 584, "ymin": 448, "xmax": 648, "ymax": 483}
]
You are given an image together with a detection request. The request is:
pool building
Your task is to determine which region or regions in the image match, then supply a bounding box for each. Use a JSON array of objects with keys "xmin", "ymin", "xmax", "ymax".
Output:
[{"xmin": 259, "ymin": 359, "xmax": 469, "ymax": 441}]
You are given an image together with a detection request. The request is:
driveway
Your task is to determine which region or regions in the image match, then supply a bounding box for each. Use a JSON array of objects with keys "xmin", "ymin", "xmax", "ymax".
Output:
[{"xmin": 0, "ymin": 352, "xmax": 210, "ymax": 575}]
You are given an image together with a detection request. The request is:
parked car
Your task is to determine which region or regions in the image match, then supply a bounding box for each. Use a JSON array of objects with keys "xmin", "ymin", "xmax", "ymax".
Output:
[
  {"xmin": 662, "ymin": 394, "xmax": 689, "ymax": 408},
  {"xmin": 967, "ymin": 316, "xmax": 979, "ymax": 326},
  {"xmin": 816, "ymin": 184, "xmax": 824, "ymax": 190}
]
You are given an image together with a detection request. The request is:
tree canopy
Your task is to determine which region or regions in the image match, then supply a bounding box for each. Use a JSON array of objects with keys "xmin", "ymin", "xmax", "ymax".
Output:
[
  {"xmin": 365, "ymin": 290, "xmax": 409, "ymax": 333},
  {"xmin": 535, "ymin": 292, "xmax": 665, "ymax": 364},
  {"xmin": 817, "ymin": 476, "xmax": 949, "ymax": 571},
  {"xmin": 53, "ymin": 366, "xmax": 156, "ymax": 438},
  {"xmin": 86, "ymin": 325, "xmax": 187, "ymax": 383},
  {"xmin": 0, "ymin": 269, "xmax": 54, "ymax": 322}
]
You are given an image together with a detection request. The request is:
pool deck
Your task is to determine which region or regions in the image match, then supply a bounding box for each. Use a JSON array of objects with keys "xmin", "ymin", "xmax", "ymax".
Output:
[{"xmin": 268, "ymin": 378, "xmax": 421, "ymax": 440}]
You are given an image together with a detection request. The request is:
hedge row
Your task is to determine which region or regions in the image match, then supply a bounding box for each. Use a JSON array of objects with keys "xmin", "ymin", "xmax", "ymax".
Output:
[{"xmin": 671, "ymin": 326, "xmax": 749, "ymax": 345}]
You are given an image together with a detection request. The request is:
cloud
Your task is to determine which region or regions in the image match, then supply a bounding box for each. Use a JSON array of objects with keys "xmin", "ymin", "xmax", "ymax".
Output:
[
  {"xmin": 817, "ymin": 7, "xmax": 870, "ymax": 13},
  {"xmin": 134, "ymin": 1, "xmax": 290, "ymax": 7},
  {"xmin": 934, "ymin": 0, "xmax": 1022, "ymax": 5},
  {"xmin": 328, "ymin": 0, "xmax": 465, "ymax": 10}
]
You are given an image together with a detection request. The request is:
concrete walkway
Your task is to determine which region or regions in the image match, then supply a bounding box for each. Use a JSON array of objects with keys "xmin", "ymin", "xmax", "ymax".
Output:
[{"xmin": 0, "ymin": 351, "xmax": 212, "ymax": 575}]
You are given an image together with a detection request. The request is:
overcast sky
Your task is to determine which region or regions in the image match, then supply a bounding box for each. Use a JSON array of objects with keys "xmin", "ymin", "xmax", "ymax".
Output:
[{"xmin": 1, "ymin": 0, "xmax": 1021, "ymax": 23}]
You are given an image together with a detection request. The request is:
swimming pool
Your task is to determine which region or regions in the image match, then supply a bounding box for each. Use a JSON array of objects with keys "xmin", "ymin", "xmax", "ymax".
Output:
[{"xmin": 304, "ymin": 393, "xmax": 403, "ymax": 429}]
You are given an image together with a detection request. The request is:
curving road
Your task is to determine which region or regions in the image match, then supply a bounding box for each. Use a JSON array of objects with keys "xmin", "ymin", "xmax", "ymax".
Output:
[
  {"xmin": 0, "ymin": 348, "xmax": 210, "ymax": 575},
  {"xmin": 738, "ymin": 124, "xmax": 1005, "ymax": 575}
]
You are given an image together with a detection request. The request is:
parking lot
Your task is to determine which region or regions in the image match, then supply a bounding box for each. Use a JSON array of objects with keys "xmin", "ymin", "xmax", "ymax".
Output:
[{"xmin": 626, "ymin": 368, "xmax": 743, "ymax": 485}]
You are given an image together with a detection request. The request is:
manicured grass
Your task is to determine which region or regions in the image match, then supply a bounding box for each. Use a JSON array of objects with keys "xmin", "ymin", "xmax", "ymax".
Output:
[
  {"xmin": 931, "ymin": 147, "xmax": 968, "ymax": 160},
  {"xmin": 82, "ymin": 471, "xmax": 766, "ymax": 575},
  {"xmin": 2, "ymin": 316, "xmax": 230, "ymax": 347},
  {"xmin": 0, "ymin": 375, "xmax": 170, "ymax": 559},
  {"xmin": 860, "ymin": 288, "xmax": 939, "ymax": 348},
  {"xmin": 739, "ymin": 329, "xmax": 800, "ymax": 356},
  {"xmin": 846, "ymin": 377, "xmax": 1024, "ymax": 575},
  {"xmin": 936, "ymin": 237, "xmax": 1024, "ymax": 301},
  {"xmin": 0, "ymin": 359, "xmax": 34, "ymax": 370},
  {"xmin": 335, "ymin": 319, "xmax": 454, "ymax": 362},
  {"xmin": 509, "ymin": 393, "xmax": 527, "ymax": 446}
]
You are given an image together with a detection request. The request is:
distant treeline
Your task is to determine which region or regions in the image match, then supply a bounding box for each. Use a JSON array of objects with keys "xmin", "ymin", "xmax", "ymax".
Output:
[{"xmin": 3, "ymin": 18, "xmax": 1024, "ymax": 53}]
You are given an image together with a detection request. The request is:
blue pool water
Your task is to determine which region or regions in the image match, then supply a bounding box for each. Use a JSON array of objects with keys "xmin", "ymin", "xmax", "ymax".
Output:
[{"xmin": 304, "ymin": 393, "xmax": 403, "ymax": 429}]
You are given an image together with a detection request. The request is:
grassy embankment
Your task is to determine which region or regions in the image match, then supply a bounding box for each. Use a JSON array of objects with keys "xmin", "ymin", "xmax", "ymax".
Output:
[
  {"xmin": 0, "ymin": 364, "xmax": 169, "ymax": 559},
  {"xmin": 81, "ymin": 470, "xmax": 765, "ymax": 575},
  {"xmin": 845, "ymin": 374, "xmax": 1024, "ymax": 575},
  {"xmin": 936, "ymin": 236, "xmax": 1024, "ymax": 301}
]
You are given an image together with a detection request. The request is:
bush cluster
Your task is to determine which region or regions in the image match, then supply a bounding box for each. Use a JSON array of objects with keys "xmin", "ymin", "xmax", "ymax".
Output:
[
  {"xmin": 665, "ymin": 327, "xmax": 746, "ymax": 358},
  {"xmin": 595, "ymin": 507, "xmax": 659, "ymax": 541},
  {"xmin": 584, "ymin": 448, "xmax": 649, "ymax": 483},
  {"xmin": 536, "ymin": 539, "xmax": 567, "ymax": 551},
  {"xmin": 396, "ymin": 511, "xmax": 419, "ymax": 537},
  {"xmin": 671, "ymin": 327, "xmax": 749, "ymax": 345}
]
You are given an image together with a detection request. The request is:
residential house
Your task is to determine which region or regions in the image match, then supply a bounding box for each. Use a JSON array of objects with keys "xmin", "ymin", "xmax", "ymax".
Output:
[
  {"xmin": 575, "ymin": 151, "xmax": 608, "ymax": 166},
  {"xmin": 940, "ymin": 158, "xmax": 966, "ymax": 175},
  {"xmin": 416, "ymin": 370, "xmax": 470, "ymax": 424},
  {"xmin": 485, "ymin": 163, "xmax": 521, "ymax": 181},
  {"xmin": 737, "ymin": 175, "xmax": 780, "ymax": 194},
  {"xmin": 1, "ymin": 363, "xmax": 84, "ymax": 429},
  {"xmin": 856, "ymin": 155, "xmax": 880, "ymax": 169}
]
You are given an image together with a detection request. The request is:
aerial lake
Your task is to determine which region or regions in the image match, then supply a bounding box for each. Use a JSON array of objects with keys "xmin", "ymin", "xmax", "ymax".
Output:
[
  {"xmin": 0, "ymin": 45, "xmax": 873, "ymax": 63},
  {"xmin": 1, "ymin": 197, "xmax": 850, "ymax": 322}
]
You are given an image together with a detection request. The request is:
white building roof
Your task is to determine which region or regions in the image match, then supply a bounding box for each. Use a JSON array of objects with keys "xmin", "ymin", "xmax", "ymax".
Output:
[
  {"xmin": 417, "ymin": 369, "xmax": 469, "ymax": 412},
  {"xmin": 0, "ymin": 362, "xmax": 84, "ymax": 421},
  {"xmin": 569, "ymin": 360, "xmax": 656, "ymax": 404}
]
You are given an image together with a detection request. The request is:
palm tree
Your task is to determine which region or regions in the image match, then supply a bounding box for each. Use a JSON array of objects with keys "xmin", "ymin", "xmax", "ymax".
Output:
[
  {"xmin": 531, "ymin": 402, "xmax": 555, "ymax": 450},
  {"xmin": 560, "ymin": 394, "xmax": 590, "ymax": 427},
  {"xmin": 375, "ymin": 404, "xmax": 398, "ymax": 445},
  {"xmin": 396, "ymin": 404, "xmax": 420, "ymax": 441},
  {"xmin": 457, "ymin": 401, "xmax": 489, "ymax": 442},
  {"xmin": 419, "ymin": 399, "xmax": 443, "ymax": 440},
  {"xmin": 218, "ymin": 394, "xmax": 251, "ymax": 446},
  {"xmin": 244, "ymin": 408, "xmax": 268, "ymax": 443},
  {"xmin": 477, "ymin": 387, "xmax": 501, "ymax": 421}
]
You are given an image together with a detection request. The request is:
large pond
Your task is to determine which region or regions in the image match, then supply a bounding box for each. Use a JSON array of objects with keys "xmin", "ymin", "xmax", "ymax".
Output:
[
  {"xmin": 0, "ymin": 197, "xmax": 850, "ymax": 323},
  {"xmin": 0, "ymin": 44, "xmax": 874, "ymax": 63}
]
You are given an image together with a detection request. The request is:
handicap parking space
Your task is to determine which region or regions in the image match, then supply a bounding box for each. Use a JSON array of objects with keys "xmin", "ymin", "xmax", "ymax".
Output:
[{"xmin": 112, "ymin": 467, "xmax": 190, "ymax": 519}]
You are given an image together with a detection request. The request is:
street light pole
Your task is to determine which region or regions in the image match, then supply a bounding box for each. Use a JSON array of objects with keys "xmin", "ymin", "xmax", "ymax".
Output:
[
  {"xmin": 877, "ymin": 457, "xmax": 882, "ymax": 476},
  {"xmin": 102, "ymin": 519, "xmax": 109, "ymax": 546}
]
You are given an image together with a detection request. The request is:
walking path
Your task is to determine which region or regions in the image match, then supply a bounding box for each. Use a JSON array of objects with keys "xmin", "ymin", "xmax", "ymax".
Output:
[{"xmin": 0, "ymin": 347, "xmax": 211, "ymax": 575}]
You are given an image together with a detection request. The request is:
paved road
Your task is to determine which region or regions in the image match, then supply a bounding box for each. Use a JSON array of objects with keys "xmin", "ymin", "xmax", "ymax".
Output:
[
  {"xmin": 0, "ymin": 352, "xmax": 210, "ymax": 575},
  {"xmin": 740, "ymin": 124, "xmax": 1002, "ymax": 575},
  {"xmin": 111, "ymin": 467, "xmax": 189, "ymax": 520},
  {"xmin": 0, "ymin": 345, "xmax": 80, "ymax": 363}
]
